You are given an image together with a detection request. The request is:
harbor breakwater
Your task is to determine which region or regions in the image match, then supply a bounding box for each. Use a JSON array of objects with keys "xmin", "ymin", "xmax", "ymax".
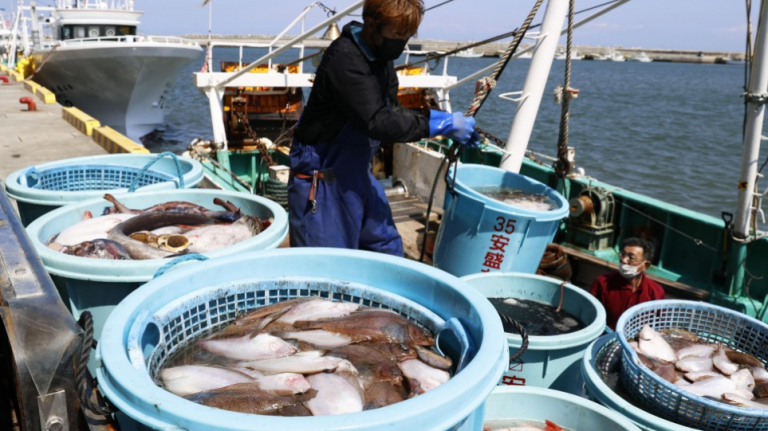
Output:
[{"xmin": 181, "ymin": 34, "xmax": 745, "ymax": 64}]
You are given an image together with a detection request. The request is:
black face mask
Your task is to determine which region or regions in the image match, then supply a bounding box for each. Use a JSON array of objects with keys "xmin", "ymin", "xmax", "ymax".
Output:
[{"xmin": 376, "ymin": 30, "xmax": 408, "ymax": 61}]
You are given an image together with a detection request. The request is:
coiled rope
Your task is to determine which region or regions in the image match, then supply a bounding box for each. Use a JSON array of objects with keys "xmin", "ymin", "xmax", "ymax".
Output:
[
  {"xmin": 128, "ymin": 151, "xmax": 186, "ymax": 192},
  {"xmin": 419, "ymin": 0, "xmax": 546, "ymax": 264}
]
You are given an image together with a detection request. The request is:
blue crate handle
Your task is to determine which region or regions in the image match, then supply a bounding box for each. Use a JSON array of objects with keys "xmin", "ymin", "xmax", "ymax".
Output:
[
  {"xmin": 128, "ymin": 152, "xmax": 185, "ymax": 192},
  {"xmin": 153, "ymin": 254, "xmax": 208, "ymax": 279},
  {"xmin": 22, "ymin": 166, "xmax": 40, "ymax": 188},
  {"xmin": 435, "ymin": 317, "xmax": 475, "ymax": 373}
]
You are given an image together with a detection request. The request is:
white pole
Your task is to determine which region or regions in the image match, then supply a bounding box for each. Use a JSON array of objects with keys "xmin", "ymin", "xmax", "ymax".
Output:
[
  {"xmin": 733, "ymin": 0, "xmax": 768, "ymax": 239},
  {"xmin": 499, "ymin": 0, "xmax": 570, "ymax": 173}
]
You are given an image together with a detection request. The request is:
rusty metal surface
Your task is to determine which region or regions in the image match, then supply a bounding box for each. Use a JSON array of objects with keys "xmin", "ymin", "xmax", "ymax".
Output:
[{"xmin": 0, "ymin": 185, "xmax": 113, "ymax": 430}]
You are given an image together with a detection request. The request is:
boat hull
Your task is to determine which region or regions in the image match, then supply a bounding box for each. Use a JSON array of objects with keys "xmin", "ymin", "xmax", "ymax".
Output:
[{"xmin": 32, "ymin": 43, "xmax": 201, "ymax": 142}]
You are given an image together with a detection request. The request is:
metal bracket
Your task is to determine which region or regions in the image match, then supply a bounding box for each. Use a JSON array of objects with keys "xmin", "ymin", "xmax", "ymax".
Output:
[
  {"xmin": 524, "ymin": 31, "xmax": 547, "ymax": 40},
  {"xmin": 746, "ymin": 92, "xmax": 768, "ymax": 104},
  {"xmin": 38, "ymin": 390, "xmax": 68, "ymax": 431},
  {"xmin": 498, "ymin": 91, "xmax": 529, "ymax": 103}
]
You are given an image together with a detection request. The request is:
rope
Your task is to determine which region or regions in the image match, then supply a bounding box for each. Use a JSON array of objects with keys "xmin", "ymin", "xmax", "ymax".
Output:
[
  {"xmin": 76, "ymin": 312, "xmax": 118, "ymax": 416},
  {"xmin": 620, "ymin": 203, "xmax": 718, "ymax": 252},
  {"xmin": 153, "ymin": 253, "xmax": 209, "ymax": 279},
  {"xmin": 128, "ymin": 152, "xmax": 185, "ymax": 192},
  {"xmin": 555, "ymin": 0, "xmax": 576, "ymax": 178},
  {"xmin": 499, "ymin": 314, "xmax": 529, "ymax": 363},
  {"xmin": 265, "ymin": 178, "xmax": 289, "ymax": 207},
  {"xmin": 418, "ymin": 0, "xmax": 544, "ymax": 262}
]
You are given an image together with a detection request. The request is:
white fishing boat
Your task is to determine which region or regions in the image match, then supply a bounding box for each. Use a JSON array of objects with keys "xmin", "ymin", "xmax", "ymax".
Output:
[
  {"xmin": 451, "ymin": 47, "xmax": 484, "ymax": 58},
  {"xmin": 605, "ymin": 50, "xmax": 626, "ymax": 62},
  {"xmin": 15, "ymin": 0, "xmax": 202, "ymax": 142},
  {"xmin": 628, "ymin": 51, "xmax": 652, "ymax": 62},
  {"xmin": 555, "ymin": 50, "xmax": 582, "ymax": 60}
]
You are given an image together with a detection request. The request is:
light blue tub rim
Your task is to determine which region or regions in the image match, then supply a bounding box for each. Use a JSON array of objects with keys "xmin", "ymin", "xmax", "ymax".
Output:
[
  {"xmin": 462, "ymin": 272, "xmax": 606, "ymax": 350},
  {"xmin": 447, "ymin": 164, "xmax": 569, "ymax": 222},
  {"xmin": 486, "ymin": 385, "xmax": 642, "ymax": 431},
  {"xmin": 5, "ymin": 154, "xmax": 204, "ymax": 205},
  {"xmin": 95, "ymin": 248, "xmax": 510, "ymax": 431},
  {"xmin": 25, "ymin": 189, "xmax": 288, "ymax": 283},
  {"xmin": 581, "ymin": 334, "xmax": 699, "ymax": 431}
]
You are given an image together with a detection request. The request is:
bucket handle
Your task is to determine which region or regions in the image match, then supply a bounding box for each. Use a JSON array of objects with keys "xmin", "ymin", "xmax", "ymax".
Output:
[
  {"xmin": 153, "ymin": 254, "xmax": 209, "ymax": 279},
  {"xmin": 128, "ymin": 152, "xmax": 186, "ymax": 192},
  {"xmin": 435, "ymin": 317, "xmax": 475, "ymax": 373},
  {"xmin": 22, "ymin": 166, "xmax": 40, "ymax": 188}
]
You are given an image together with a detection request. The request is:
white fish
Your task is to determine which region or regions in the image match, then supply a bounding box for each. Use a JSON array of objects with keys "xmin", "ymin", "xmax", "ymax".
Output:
[
  {"xmin": 675, "ymin": 379, "xmax": 691, "ymax": 387},
  {"xmin": 398, "ymin": 359, "xmax": 451, "ymax": 395},
  {"xmin": 638, "ymin": 325, "xmax": 678, "ymax": 363},
  {"xmin": 279, "ymin": 330, "xmax": 352, "ymax": 349},
  {"xmin": 677, "ymin": 344, "xmax": 715, "ymax": 359},
  {"xmin": 684, "ymin": 376, "xmax": 739, "ymax": 398},
  {"xmin": 53, "ymin": 213, "xmax": 135, "ymax": 246},
  {"xmin": 159, "ymin": 365, "xmax": 252, "ymax": 397},
  {"xmin": 185, "ymin": 217, "xmax": 259, "ymax": 253},
  {"xmin": 276, "ymin": 299, "xmax": 360, "ymax": 324},
  {"xmin": 723, "ymin": 393, "xmax": 768, "ymax": 410},
  {"xmin": 199, "ymin": 333, "xmax": 296, "ymax": 361},
  {"xmin": 675, "ymin": 357, "xmax": 714, "ymax": 373},
  {"xmin": 151, "ymin": 226, "xmax": 184, "ymax": 235},
  {"xmin": 238, "ymin": 355, "xmax": 343, "ymax": 374},
  {"xmin": 731, "ymin": 368, "xmax": 756, "ymax": 392},
  {"xmin": 231, "ymin": 369, "xmax": 311, "ymax": 394},
  {"xmin": 685, "ymin": 371, "xmax": 722, "ymax": 382},
  {"xmin": 305, "ymin": 372, "xmax": 364, "ymax": 416},
  {"xmin": 713, "ymin": 346, "xmax": 740, "ymax": 376},
  {"xmin": 753, "ymin": 366, "xmax": 768, "ymax": 381}
]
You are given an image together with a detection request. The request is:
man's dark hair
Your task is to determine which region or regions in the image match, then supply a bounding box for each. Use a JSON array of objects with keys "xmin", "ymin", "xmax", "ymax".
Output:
[{"xmin": 621, "ymin": 237, "xmax": 655, "ymax": 262}]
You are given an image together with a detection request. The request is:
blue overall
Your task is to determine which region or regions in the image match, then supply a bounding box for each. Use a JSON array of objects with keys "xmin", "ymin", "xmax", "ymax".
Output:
[{"xmin": 288, "ymin": 125, "xmax": 403, "ymax": 256}]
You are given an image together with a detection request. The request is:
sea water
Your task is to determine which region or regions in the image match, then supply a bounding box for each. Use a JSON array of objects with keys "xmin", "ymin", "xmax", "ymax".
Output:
[
  {"xmin": 144, "ymin": 48, "xmax": 766, "ymax": 228},
  {"xmin": 473, "ymin": 186, "xmax": 556, "ymax": 211},
  {"xmin": 488, "ymin": 297, "xmax": 585, "ymax": 336}
]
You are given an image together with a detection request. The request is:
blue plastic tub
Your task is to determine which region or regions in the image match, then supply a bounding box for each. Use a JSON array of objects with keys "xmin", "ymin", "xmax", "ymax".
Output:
[
  {"xmin": 25, "ymin": 189, "xmax": 287, "ymax": 353},
  {"xmin": 96, "ymin": 248, "xmax": 509, "ymax": 431},
  {"xmin": 616, "ymin": 300, "xmax": 768, "ymax": 431},
  {"xmin": 462, "ymin": 272, "xmax": 605, "ymax": 395},
  {"xmin": 5, "ymin": 153, "xmax": 203, "ymax": 225},
  {"xmin": 433, "ymin": 164, "xmax": 568, "ymax": 277},
  {"xmin": 582, "ymin": 334, "xmax": 698, "ymax": 431},
  {"xmin": 484, "ymin": 386, "xmax": 641, "ymax": 431}
]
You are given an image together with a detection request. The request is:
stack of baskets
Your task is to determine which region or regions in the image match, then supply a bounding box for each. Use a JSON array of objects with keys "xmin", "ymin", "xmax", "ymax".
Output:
[{"xmin": 616, "ymin": 300, "xmax": 768, "ymax": 431}]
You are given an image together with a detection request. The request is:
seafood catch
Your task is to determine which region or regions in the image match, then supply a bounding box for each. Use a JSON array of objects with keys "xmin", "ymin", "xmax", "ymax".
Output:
[
  {"xmin": 48, "ymin": 194, "xmax": 269, "ymax": 260},
  {"xmin": 629, "ymin": 325, "xmax": 768, "ymax": 407},
  {"xmin": 157, "ymin": 297, "xmax": 453, "ymax": 415}
]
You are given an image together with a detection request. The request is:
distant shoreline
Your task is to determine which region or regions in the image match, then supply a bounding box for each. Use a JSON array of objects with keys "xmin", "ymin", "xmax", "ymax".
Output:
[{"xmin": 181, "ymin": 34, "xmax": 746, "ymax": 63}]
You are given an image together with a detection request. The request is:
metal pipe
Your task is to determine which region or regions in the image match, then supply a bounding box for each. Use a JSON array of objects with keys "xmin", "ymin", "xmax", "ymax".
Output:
[
  {"xmin": 733, "ymin": 0, "xmax": 768, "ymax": 240},
  {"xmin": 499, "ymin": 0, "xmax": 570, "ymax": 172},
  {"xmin": 445, "ymin": 0, "xmax": 632, "ymax": 92},
  {"xmin": 212, "ymin": 0, "xmax": 363, "ymax": 90}
]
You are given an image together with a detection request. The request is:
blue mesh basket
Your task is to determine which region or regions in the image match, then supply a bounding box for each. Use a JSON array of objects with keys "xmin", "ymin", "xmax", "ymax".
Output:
[
  {"xmin": 24, "ymin": 164, "xmax": 174, "ymax": 191},
  {"xmin": 616, "ymin": 300, "xmax": 768, "ymax": 431}
]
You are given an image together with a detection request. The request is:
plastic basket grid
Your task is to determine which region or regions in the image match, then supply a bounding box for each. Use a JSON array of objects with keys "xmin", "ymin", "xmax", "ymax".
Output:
[
  {"xmin": 617, "ymin": 301, "xmax": 768, "ymax": 431},
  {"xmin": 28, "ymin": 165, "xmax": 175, "ymax": 191},
  {"xmin": 137, "ymin": 277, "xmax": 447, "ymax": 380}
]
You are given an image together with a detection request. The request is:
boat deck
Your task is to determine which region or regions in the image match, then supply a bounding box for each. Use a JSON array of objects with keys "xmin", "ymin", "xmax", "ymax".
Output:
[{"xmin": 0, "ymin": 82, "xmax": 107, "ymax": 180}]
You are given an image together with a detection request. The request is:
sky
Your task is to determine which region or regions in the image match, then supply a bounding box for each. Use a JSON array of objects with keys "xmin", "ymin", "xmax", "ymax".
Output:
[{"xmin": 8, "ymin": 0, "xmax": 755, "ymax": 53}]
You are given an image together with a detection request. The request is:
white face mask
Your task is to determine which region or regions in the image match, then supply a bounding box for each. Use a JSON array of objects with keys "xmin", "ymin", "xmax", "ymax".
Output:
[{"xmin": 618, "ymin": 262, "xmax": 645, "ymax": 279}]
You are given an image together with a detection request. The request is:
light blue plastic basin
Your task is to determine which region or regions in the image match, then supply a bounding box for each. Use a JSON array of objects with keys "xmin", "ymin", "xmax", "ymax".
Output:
[
  {"xmin": 5, "ymin": 154, "xmax": 203, "ymax": 225},
  {"xmin": 462, "ymin": 272, "xmax": 606, "ymax": 395},
  {"xmin": 25, "ymin": 189, "xmax": 287, "ymax": 349},
  {"xmin": 484, "ymin": 386, "xmax": 641, "ymax": 431},
  {"xmin": 582, "ymin": 334, "xmax": 698, "ymax": 431},
  {"xmin": 96, "ymin": 248, "xmax": 509, "ymax": 431},
  {"xmin": 433, "ymin": 164, "xmax": 568, "ymax": 277}
]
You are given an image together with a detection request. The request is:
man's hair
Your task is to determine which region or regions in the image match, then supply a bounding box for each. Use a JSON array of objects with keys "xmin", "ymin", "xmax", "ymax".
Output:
[
  {"xmin": 362, "ymin": 0, "xmax": 424, "ymax": 36},
  {"xmin": 621, "ymin": 237, "xmax": 655, "ymax": 262}
]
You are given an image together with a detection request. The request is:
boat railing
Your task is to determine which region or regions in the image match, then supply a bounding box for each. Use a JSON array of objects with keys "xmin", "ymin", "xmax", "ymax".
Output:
[{"xmin": 57, "ymin": 35, "xmax": 200, "ymax": 47}]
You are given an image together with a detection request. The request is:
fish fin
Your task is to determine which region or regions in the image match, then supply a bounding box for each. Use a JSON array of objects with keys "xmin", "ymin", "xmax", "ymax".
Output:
[
  {"xmin": 249, "ymin": 305, "xmax": 294, "ymax": 338},
  {"xmin": 544, "ymin": 420, "xmax": 564, "ymax": 431}
]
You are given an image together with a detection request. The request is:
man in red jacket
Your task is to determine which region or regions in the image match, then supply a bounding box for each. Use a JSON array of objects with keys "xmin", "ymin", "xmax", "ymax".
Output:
[{"xmin": 590, "ymin": 237, "xmax": 665, "ymax": 330}]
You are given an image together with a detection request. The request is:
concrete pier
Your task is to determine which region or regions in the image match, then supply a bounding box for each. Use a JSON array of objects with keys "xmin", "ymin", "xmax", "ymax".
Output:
[{"xmin": 0, "ymin": 80, "xmax": 106, "ymax": 180}]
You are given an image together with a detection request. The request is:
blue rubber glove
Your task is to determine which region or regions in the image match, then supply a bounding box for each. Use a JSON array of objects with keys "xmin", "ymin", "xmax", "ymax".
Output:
[{"xmin": 428, "ymin": 110, "xmax": 477, "ymax": 147}]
